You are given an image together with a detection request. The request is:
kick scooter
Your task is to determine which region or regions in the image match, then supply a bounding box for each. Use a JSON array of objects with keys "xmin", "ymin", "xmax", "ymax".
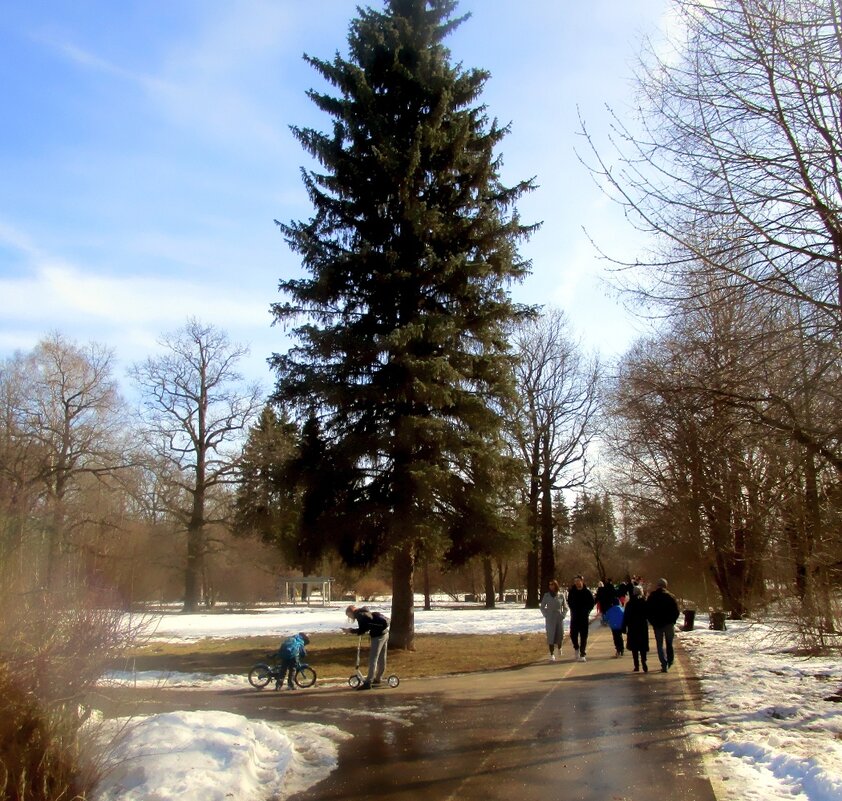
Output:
[{"xmin": 348, "ymin": 635, "xmax": 400, "ymax": 688}]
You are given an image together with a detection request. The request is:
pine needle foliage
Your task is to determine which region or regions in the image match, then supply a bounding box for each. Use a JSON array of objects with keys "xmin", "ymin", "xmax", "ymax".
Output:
[{"xmin": 271, "ymin": 1, "xmax": 536, "ymax": 605}]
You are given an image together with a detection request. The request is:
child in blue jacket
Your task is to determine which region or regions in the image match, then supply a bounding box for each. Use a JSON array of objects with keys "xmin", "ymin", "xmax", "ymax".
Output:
[
  {"xmin": 274, "ymin": 632, "xmax": 310, "ymax": 689},
  {"xmin": 605, "ymin": 599, "xmax": 625, "ymax": 657}
]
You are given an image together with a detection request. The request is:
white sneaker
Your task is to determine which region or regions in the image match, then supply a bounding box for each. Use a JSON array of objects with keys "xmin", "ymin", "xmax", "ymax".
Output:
[
  {"xmin": 573, "ymin": 647, "xmax": 579, "ymax": 659},
  {"xmin": 578, "ymin": 655, "xmax": 587, "ymax": 662},
  {"xmin": 550, "ymin": 654, "xmax": 556, "ymax": 662}
]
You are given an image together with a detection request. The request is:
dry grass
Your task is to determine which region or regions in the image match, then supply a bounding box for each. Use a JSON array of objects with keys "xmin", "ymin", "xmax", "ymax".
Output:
[{"xmin": 118, "ymin": 632, "xmax": 547, "ymax": 682}]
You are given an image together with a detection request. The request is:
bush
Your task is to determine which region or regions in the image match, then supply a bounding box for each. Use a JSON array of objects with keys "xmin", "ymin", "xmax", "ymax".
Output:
[
  {"xmin": 354, "ymin": 577, "xmax": 391, "ymax": 601},
  {"xmin": 0, "ymin": 587, "xmax": 144, "ymax": 800}
]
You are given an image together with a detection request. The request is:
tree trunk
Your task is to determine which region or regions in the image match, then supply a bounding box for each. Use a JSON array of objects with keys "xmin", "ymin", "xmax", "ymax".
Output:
[
  {"xmin": 525, "ymin": 550, "xmax": 539, "ymax": 608},
  {"xmin": 423, "ymin": 559, "xmax": 431, "ymax": 611},
  {"xmin": 183, "ymin": 521, "xmax": 204, "ymax": 613},
  {"xmin": 539, "ymin": 441, "xmax": 555, "ymax": 593},
  {"xmin": 183, "ymin": 481, "xmax": 205, "ymax": 613},
  {"xmin": 525, "ymin": 465, "xmax": 541, "ymax": 608},
  {"xmin": 389, "ymin": 545, "xmax": 415, "ymax": 650},
  {"xmin": 496, "ymin": 559, "xmax": 508, "ymax": 602},
  {"xmin": 483, "ymin": 557, "xmax": 495, "ymax": 608}
]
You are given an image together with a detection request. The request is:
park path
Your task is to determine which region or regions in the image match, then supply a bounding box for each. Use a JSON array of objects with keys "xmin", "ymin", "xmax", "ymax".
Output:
[{"xmin": 101, "ymin": 623, "xmax": 719, "ymax": 801}]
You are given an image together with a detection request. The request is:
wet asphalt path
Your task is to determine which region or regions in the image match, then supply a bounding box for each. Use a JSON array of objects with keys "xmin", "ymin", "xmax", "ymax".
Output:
[{"xmin": 94, "ymin": 624, "xmax": 717, "ymax": 801}]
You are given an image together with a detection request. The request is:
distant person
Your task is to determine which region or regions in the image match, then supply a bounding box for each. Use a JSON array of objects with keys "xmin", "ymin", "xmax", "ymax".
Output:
[
  {"xmin": 604, "ymin": 598, "xmax": 625, "ymax": 657},
  {"xmin": 594, "ymin": 581, "xmax": 605, "ymax": 623},
  {"xmin": 622, "ymin": 586, "xmax": 650, "ymax": 672},
  {"xmin": 343, "ymin": 604, "xmax": 389, "ymax": 690},
  {"xmin": 274, "ymin": 632, "xmax": 310, "ymax": 690},
  {"xmin": 646, "ymin": 578, "xmax": 680, "ymax": 672},
  {"xmin": 617, "ymin": 578, "xmax": 631, "ymax": 606},
  {"xmin": 595, "ymin": 580, "xmax": 616, "ymax": 625},
  {"xmin": 540, "ymin": 579, "xmax": 568, "ymax": 661},
  {"xmin": 567, "ymin": 575, "xmax": 596, "ymax": 662}
]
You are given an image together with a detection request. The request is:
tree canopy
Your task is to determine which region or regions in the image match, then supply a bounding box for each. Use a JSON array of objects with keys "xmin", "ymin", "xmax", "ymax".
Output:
[{"xmin": 271, "ymin": 0, "xmax": 536, "ymax": 647}]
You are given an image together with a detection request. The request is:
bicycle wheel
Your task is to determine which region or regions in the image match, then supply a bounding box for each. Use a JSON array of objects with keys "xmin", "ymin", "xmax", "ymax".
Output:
[
  {"xmin": 348, "ymin": 674, "xmax": 361, "ymax": 688},
  {"xmin": 295, "ymin": 665, "xmax": 317, "ymax": 688},
  {"xmin": 248, "ymin": 663, "xmax": 273, "ymax": 689},
  {"xmin": 387, "ymin": 675, "xmax": 400, "ymax": 688}
]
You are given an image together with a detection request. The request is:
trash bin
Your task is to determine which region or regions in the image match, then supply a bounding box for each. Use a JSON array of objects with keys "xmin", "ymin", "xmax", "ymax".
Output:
[
  {"xmin": 682, "ymin": 609, "xmax": 696, "ymax": 631},
  {"xmin": 710, "ymin": 611, "xmax": 727, "ymax": 631}
]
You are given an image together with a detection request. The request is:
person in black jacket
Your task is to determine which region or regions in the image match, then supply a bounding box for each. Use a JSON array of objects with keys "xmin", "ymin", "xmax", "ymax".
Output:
[
  {"xmin": 567, "ymin": 575, "xmax": 595, "ymax": 662},
  {"xmin": 343, "ymin": 605, "xmax": 389, "ymax": 690},
  {"xmin": 594, "ymin": 581, "xmax": 615, "ymax": 625},
  {"xmin": 645, "ymin": 578, "xmax": 680, "ymax": 672},
  {"xmin": 622, "ymin": 586, "xmax": 649, "ymax": 672}
]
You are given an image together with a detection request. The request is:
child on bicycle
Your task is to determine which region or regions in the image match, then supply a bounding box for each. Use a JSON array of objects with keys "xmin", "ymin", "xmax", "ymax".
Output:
[{"xmin": 274, "ymin": 632, "xmax": 310, "ymax": 690}]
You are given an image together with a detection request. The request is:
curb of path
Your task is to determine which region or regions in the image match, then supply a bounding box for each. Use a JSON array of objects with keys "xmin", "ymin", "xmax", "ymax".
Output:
[{"xmin": 674, "ymin": 638, "xmax": 731, "ymax": 801}]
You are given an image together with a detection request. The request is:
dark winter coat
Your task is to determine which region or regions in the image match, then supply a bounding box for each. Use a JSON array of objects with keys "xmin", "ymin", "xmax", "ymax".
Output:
[
  {"xmin": 622, "ymin": 596, "xmax": 650, "ymax": 652},
  {"xmin": 595, "ymin": 583, "xmax": 617, "ymax": 611},
  {"xmin": 567, "ymin": 585, "xmax": 596, "ymax": 621},
  {"xmin": 646, "ymin": 587, "xmax": 680, "ymax": 628},
  {"xmin": 348, "ymin": 608, "xmax": 389, "ymax": 638}
]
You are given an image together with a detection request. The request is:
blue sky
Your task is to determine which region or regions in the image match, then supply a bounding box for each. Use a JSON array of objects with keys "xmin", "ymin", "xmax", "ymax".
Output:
[{"xmin": 0, "ymin": 0, "xmax": 670, "ymax": 393}]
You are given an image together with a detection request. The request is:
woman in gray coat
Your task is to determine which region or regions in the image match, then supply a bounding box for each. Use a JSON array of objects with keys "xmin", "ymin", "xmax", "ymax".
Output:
[{"xmin": 540, "ymin": 579, "xmax": 568, "ymax": 661}]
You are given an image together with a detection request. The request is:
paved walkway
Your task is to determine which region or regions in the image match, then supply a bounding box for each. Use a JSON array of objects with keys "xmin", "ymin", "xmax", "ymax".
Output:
[{"xmin": 104, "ymin": 624, "xmax": 718, "ymax": 801}]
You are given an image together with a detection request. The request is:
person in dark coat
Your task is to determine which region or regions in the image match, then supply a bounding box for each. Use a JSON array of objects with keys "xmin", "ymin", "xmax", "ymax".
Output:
[
  {"xmin": 646, "ymin": 578, "xmax": 680, "ymax": 672},
  {"xmin": 622, "ymin": 586, "xmax": 649, "ymax": 672},
  {"xmin": 566, "ymin": 575, "xmax": 596, "ymax": 662},
  {"xmin": 595, "ymin": 581, "xmax": 615, "ymax": 625}
]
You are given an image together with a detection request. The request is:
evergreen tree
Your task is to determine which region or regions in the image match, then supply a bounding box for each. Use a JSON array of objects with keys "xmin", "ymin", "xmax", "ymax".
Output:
[
  {"xmin": 233, "ymin": 405, "xmax": 304, "ymax": 568},
  {"xmin": 271, "ymin": 0, "xmax": 535, "ymax": 648}
]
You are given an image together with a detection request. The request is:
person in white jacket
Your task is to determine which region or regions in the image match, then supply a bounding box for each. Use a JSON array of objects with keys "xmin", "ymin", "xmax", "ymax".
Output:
[{"xmin": 540, "ymin": 579, "xmax": 568, "ymax": 661}]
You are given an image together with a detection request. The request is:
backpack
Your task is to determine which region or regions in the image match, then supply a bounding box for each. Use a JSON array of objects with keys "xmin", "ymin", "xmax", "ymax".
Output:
[
  {"xmin": 369, "ymin": 611, "xmax": 389, "ymax": 637},
  {"xmin": 605, "ymin": 605, "xmax": 625, "ymax": 632},
  {"xmin": 278, "ymin": 636, "xmax": 302, "ymax": 660}
]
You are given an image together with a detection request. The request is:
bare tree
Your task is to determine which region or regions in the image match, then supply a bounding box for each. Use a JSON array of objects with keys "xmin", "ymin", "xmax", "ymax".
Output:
[
  {"xmin": 510, "ymin": 310, "xmax": 601, "ymax": 606},
  {"xmin": 606, "ymin": 282, "xmax": 796, "ymax": 617},
  {"xmin": 581, "ymin": 0, "xmax": 842, "ymax": 474},
  {"xmin": 571, "ymin": 491, "xmax": 616, "ymax": 583},
  {"xmin": 0, "ymin": 333, "xmax": 127, "ymax": 590},
  {"xmin": 131, "ymin": 319, "xmax": 262, "ymax": 613}
]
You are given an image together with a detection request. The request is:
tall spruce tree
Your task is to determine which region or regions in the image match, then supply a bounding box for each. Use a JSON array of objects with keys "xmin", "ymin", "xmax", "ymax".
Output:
[{"xmin": 271, "ymin": 0, "xmax": 536, "ymax": 649}]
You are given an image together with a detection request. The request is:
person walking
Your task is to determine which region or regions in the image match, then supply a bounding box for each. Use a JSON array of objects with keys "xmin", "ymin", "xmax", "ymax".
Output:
[
  {"xmin": 594, "ymin": 581, "xmax": 608, "ymax": 625},
  {"xmin": 646, "ymin": 578, "xmax": 680, "ymax": 672},
  {"xmin": 540, "ymin": 579, "xmax": 568, "ymax": 661},
  {"xmin": 567, "ymin": 575, "xmax": 595, "ymax": 662},
  {"xmin": 604, "ymin": 598, "xmax": 625, "ymax": 657},
  {"xmin": 622, "ymin": 586, "xmax": 650, "ymax": 672},
  {"xmin": 343, "ymin": 605, "xmax": 389, "ymax": 690}
]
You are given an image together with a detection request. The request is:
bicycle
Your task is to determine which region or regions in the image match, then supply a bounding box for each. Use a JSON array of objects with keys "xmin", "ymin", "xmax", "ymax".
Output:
[
  {"xmin": 248, "ymin": 658, "xmax": 317, "ymax": 689},
  {"xmin": 348, "ymin": 635, "xmax": 400, "ymax": 688}
]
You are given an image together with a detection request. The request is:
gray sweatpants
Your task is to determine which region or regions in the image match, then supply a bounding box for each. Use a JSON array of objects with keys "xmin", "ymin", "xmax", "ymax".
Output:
[{"xmin": 367, "ymin": 634, "xmax": 388, "ymax": 682}]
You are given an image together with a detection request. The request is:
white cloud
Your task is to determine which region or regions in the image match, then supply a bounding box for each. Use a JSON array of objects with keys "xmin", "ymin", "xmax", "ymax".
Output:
[{"xmin": 1, "ymin": 261, "xmax": 270, "ymax": 329}]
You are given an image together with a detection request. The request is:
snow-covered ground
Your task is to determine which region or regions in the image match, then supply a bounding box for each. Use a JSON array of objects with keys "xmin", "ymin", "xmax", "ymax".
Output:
[{"xmin": 93, "ymin": 605, "xmax": 842, "ymax": 801}]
